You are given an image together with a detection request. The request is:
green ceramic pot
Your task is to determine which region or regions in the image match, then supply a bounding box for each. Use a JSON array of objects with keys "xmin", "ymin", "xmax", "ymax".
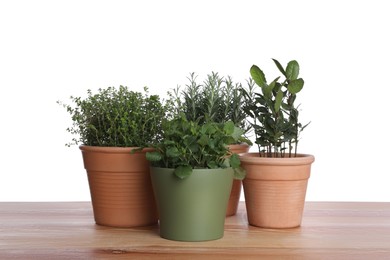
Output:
[{"xmin": 150, "ymin": 167, "xmax": 234, "ymax": 241}]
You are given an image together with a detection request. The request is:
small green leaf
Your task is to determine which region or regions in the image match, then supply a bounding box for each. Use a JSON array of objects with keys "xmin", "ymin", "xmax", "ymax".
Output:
[
  {"xmin": 232, "ymin": 126, "xmax": 244, "ymax": 141},
  {"xmin": 222, "ymin": 158, "xmax": 230, "ymax": 168},
  {"xmin": 239, "ymin": 136, "xmax": 253, "ymax": 146},
  {"xmin": 254, "ymin": 96, "xmax": 266, "ymax": 106},
  {"xmin": 230, "ymin": 153, "xmax": 241, "ymax": 168},
  {"xmin": 166, "ymin": 147, "xmax": 180, "ymax": 158},
  {"xmin": 286, "ymin": 60, "xmax": 299, "ymax": 80},
  {"xmin": 272, "ymin": 59, "xmax": 286, "ymax": 76},
  {"xmin": 198, "ymin": 134, "xmax": 210, "ymax": 146},
  {"xmin": 188, "ymin": 143, "xmax": 199, "ymax": 153},
  {"xmin": 274, "ymin": 89, "xmax": 284, "ymax": 112},
  {"xmin": 163, "ymin": 140, "xmax": 176, "ymax": 145},
  {"xmin": 288, "ymin": 78, "xmax": 304, "ymax": 94},
  {"xmin": 145, "ymin": 151, "xmax": 162, "ymax": 162},
  {"xmin": 223, "ymin": 136, "xmax": 235, "ymax": 146},
  {"xmin": 174, "ymin": 165, "xmax": 192, "ymax": 179},
  {"xmin": 263, "ymin": 80, "xmax": 277, "ymax": 97},
  {"xmin": 257, "ymin": 106, "xmax": 269, "ymax": 114},
  {"xmin": 250, "ymin": 65, "xmax": 267, "ymax": 88},
  {"xmin": 183, "ymin": 135, "xmax": 196, "ymax": 147},
  {"xmin": 130, "ymin": 147, "xmax": 143, "ymax": 154},
  {"xmin": 223, "ymin": 121, "xmax": 235, "ymax": 135},
  {"xmin": 233, "ymin": 167, "xmax": 246, "ymax": 180},
  {"xmin": 207, "ymin": 161, "xmax": 218, "ymax": 169}
]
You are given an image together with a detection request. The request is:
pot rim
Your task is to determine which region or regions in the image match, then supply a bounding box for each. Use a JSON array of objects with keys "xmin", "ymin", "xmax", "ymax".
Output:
[
  {"xmin": 150, "ymin": 167, "xmax": 233, "ymax": 173},
  {"xmin": 228, "ymin": 143, "xmax": 251, "ymax": 148},
  {"xmin": 239, "ymin": 152, "xmax": 315, "ymax": 166},
  {"xmin": 79, "ymin": 145, "xmax": 154, "ymax": 153}
]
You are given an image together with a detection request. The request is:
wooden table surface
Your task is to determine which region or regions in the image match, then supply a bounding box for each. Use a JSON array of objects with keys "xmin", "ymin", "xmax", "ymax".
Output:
[{"xmin": 1, "ymin": 202, "xmax": 390, "ymax": 260}]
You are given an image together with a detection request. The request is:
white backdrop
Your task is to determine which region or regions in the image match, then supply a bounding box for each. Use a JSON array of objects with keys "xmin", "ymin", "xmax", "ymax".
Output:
[{"xmin": 1, "ymin": 0, "xmax": 389, "ymax": 202}]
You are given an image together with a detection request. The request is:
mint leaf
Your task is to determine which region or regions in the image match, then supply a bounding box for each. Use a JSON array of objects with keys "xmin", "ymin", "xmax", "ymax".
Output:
[{"xmin": 174, "ymin": 165, "xmax": 192, "ymax": 179}]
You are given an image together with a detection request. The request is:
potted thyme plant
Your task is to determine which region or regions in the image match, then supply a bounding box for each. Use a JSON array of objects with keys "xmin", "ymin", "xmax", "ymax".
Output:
[
  {"xmin": 240, "ymin": 59, "xmax": 315, "ymax": 228},
  {"xmin": 146, "ymin": 114, "xmax": 246, "ymax": 241},
  {"xmin": 166, "ymin": 72, "xmax": 251, "ymax": 216},
  {"xmin": 57, "ymin": 86, "xmax": 165, "ymax": 228}
]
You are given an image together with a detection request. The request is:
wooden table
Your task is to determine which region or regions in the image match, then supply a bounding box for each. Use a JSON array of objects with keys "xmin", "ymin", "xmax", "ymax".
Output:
[{"xmin": 1, "ymin": 202, "xmax": 390, "ymax": 259}]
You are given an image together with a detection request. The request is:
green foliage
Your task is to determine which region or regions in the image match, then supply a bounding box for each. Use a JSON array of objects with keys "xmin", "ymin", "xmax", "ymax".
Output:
[
  {"xmin": 146, "ymin": 115, "xmax": 246, "ymax": 180},
  {"xmin": 166, "ymin": 72, "xmax": 251, "ymax": 145},
  {"xmin": 57, "ymin": 86, "xmax": 166, "ymax": 147},
  {"xmin": 242, "ymin": 59, "xmax": 310, "ymax": 158}
]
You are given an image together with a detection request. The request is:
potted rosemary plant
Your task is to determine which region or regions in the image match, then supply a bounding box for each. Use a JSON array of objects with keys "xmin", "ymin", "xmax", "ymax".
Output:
[
  {"xmin": 240, "ymin": 59, "xmax": 315, "ymax": 228},
  {"xmin": 166, "ymin": 72, "xmax": 251, "ymax": 216},
  {"xmin": 58, "ymin": 86, "xmax": 165, "ymax": 227},
  {"xmin": 146, "ymin": 114, "xmax": 245, "ymax": 241}
]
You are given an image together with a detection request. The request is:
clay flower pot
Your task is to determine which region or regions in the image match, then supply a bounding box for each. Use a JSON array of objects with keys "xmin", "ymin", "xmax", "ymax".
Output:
[
  {"xmin": 240, "ymin": 153, "xmax": 315, "ymax": 228},
  {"xmin": 80, "ymin": 146, "xmax": 158, "ymax": 227},
  {"xmin": 226, "ymin": 144, "xmax": 250, "ymax": 217}
]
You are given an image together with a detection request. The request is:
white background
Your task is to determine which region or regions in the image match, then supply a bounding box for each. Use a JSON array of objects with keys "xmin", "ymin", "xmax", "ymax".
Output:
[{"xmin": 1, "ymin": 0, "xmax": 389, "ymax": 202}]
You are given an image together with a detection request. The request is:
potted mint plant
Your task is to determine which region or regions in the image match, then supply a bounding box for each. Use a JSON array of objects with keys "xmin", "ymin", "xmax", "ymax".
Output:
[
  {"xmin": 58, "ymin": 86, "xmax": 165, "ymax": 227},
  {"xmin": 146, "ymin": 114, "xmax": 245, "ymax": 241},
  {"xmin": 166, "ymin": 72, "xmax": 251, "ymax": 216},
  {"xmin": 240, "ymin": 59, "xmax": 315, "ymax": 228}
]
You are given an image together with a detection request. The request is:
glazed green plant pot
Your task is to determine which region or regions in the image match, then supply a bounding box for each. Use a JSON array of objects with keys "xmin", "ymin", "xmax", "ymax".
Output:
[{"xmin": 150, "ymin": 167, "xmax": 234, "ymax": 242}]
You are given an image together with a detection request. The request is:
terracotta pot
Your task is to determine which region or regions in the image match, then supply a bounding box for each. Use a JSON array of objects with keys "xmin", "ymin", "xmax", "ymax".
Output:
[
  {"xmin": 240, "ymin": 153, "xmax": 315, "ymax": 228},
  {"xmin": 80, "ymin": 146, "xmax": 158, "ymax": 227},
  {"xmin": 226, "ymin": 144, "xmax": 250, "ymax": 217}
]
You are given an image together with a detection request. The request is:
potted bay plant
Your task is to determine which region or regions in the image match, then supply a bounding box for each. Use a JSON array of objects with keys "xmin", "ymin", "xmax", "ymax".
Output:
[
  {"xmin": 240, "ymin": 59, "xmax": 315, "ymax": 228},
  {"xmin": 146, "ymin": 114, "xmax": 246, "ymax": 241},
  {"xmin": 166, "ymin": 72, "xmax": 251, "ymax": 216},
  {"xmin": 57, "ymin": 86, "xmax": 165, "ymax": 227}
]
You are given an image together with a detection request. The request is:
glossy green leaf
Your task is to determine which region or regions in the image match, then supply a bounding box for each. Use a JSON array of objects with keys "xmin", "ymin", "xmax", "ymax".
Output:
[
  {"xmin": 166, "ymin": 147, "xmax": 180, "ymax": 158},
  {"xmin": 230, "ymin": 153, "xmax": 241, "ymax": 168},
  {"xmin": 286, "ymin": 60, "xmax": 299, "ymax": 80},
  {"xmin": 257, "ymin": 106, "xmax": 269, "ymax": 114},
  {"xmin": 198, "ymin": 134, "xmax": 210, "ymax": 146},
  {"xmin": 233, "ymin": 167, "xmax": 246, "ymax": 180},
  {"xmin": 274, "ymin": 89, "xmax": 284, "ymax": 112},
  {"xmin": 174, "ymin": 165, "xmax": 192, "ymax": 179},
  {"xmin": 207, "ymin": 161, "xmax": 218, "ymax": 169},
  {"xmin": 223, "ymin": 121, "xmax": 235, "ymax": 135},
  {"xmin": 232, "ymin": 126, "xmax": 244, "ymax": 141},
  {"xmin": 188, "ymin": 142, "xmax": 199, "ymax": 153},
  {"xmin": 250, "ymin": 65, "xmax": 267, "ymax": 88},
  {"xmin": 272, "ymin": 59, "xmax": 286, "ymax": 76},
  {"xmin": 288, "ymin": 78, "xmax": 304, "ymax": 94},
  {"xmin": 224, "ymin": 136, "xmax": 236, "ymax": 146},
  {"xmin": 263, "ymin": 80, "xmax": 275, "ymax": 97},
  {"xmin": 163, "ymin": 140, "xmax": 176, "ymax": 145},
  {"xmin": 201, "ymin": 123, "xmax": 216, "ymax": 135},
  {"xmin": 254, "ymin": 95, "xmax": 266, "ymax": 105},
  {"xmin": 130, "ymin": 147, "xmax": 143, "ymax": 154},
  {"xmin": 145, "ymin": 151, "xmax": 162, "ymax": 162}
]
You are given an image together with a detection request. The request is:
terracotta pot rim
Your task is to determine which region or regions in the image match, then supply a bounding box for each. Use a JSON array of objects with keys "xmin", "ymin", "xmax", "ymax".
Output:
[
  {"xmin": 239, "ymin": 152, "xmax": 315, "ymax": 166},
  {"xmin": 228, "ymin": 143, "xmax": 251, "ymax": 147},
  {"xmin": 79, "ymin": 145, "xmax": 154, "ymax": 153}
]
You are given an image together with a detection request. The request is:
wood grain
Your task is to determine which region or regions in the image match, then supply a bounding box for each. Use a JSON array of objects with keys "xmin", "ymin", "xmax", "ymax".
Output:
[{"xmin": 1, "ymin": 202, "xmax": 390, "ymax": 259}]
